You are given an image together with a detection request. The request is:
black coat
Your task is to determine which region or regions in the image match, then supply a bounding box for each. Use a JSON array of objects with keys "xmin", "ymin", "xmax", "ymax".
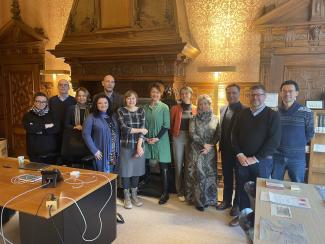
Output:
[{"xmin": 23, "ymin": 111, "xmax": 60, "ymax": 158}]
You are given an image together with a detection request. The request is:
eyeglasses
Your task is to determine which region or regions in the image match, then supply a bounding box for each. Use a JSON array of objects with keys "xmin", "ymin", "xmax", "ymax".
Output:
[
  {"xmin": 58, "ymin": 84, "xmax": 69, "ymax": 87},
  {"xmin": 35, "ymin": 100, "xmax": 47, "ymax": 104},
  {"xmin": 250, "ymin": 93, "xmax": 265, "ymax": 97}
]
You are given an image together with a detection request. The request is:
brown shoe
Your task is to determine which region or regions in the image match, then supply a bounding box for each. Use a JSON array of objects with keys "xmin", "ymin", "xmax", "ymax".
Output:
[
  {"xmin": 228, "ymin": 216, "xmax": 239, "ymax": 227},
  {"xmin": 216, "ymin": 201, "xmax": 232, "ymax": 210}
]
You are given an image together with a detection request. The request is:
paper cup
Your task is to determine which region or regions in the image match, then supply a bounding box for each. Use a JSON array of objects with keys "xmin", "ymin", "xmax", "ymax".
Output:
[{"xmin": 17, "ymin": 156, "xmax": 24, "ymax": 167}]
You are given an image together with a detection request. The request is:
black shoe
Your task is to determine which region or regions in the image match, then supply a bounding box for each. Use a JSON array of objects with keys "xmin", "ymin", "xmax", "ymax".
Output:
[
  {"xmin": 229, "ymin": 216, "xmax": 239, "ymax": 227},
  {"xmin": 229, "ymin": 205, "xmax": 240, "ymax": 217},
  {"xmin": 216, "ymin": 201, "xmax": 232, "ymax": 210},
  {"xmin": 158, "ymin": 193, "xmax": 169, "ymax": 205},
  {"xmin": 158, "ymin": 165, "xmax": 169, "ymax": 205},
  {"xmin": 195, "ymin": 206, "xmax": 204, "ymax": 212}
]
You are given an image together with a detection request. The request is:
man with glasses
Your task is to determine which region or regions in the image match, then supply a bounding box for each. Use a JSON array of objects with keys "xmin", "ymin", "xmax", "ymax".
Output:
[
  {"xmin": 230, "ymin": 84, "xmax": 281, "ymax": 224},
  {"xmin": 49, "ymin": 79, "xmax": 76, "ymax": 156},
  {"xmin": 272, "ymin": 80, "xmax": 314, "ymax": 183}
]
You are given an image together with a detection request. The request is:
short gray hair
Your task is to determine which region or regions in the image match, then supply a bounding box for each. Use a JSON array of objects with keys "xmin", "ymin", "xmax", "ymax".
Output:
[{"xmin": 197, "ymin": 94, "xmax": 212, "ymax": 107}]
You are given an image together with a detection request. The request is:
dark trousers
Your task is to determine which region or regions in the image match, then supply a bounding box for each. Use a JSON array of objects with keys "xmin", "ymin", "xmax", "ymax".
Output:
[
  {"xmin": 221, "ymin": 149, "xmax": 239, "ymax": 206},
  {"xmin": 238, "ymin": 157, "xmax": 273, "ymax": 211}
]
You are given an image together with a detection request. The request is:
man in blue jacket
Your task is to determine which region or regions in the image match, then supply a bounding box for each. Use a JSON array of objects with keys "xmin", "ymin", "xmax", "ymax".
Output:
[{"xmin": 272, "ymin": 80, "xmax": 314, "ymax": 183}]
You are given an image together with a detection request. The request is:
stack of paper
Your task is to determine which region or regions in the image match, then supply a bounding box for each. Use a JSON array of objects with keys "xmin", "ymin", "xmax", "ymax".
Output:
[
  {"xmin": 266, "ymin": 180, "xmax": 284, "ymax": 190},
  {"xmin": 268, "ymin": 192, "xmax": 311, "ymax": 208}
]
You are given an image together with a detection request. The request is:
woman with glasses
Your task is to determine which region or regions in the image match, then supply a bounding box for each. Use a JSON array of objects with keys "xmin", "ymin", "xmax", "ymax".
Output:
[{"xmin": 23, "ymin": 92, "xmax": 60, "ymax": 164}]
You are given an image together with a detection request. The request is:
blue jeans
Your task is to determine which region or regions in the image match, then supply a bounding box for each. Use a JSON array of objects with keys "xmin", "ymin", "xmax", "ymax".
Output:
[
  {"xmin": 272, "ymin": 156, "xmax": 306, "ymax": 183},
  {"xmin": 238, "ymin": 157, "xmax": 273, "ymax": 211}
]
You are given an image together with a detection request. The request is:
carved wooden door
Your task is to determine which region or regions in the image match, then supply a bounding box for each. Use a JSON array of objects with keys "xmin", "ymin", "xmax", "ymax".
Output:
[{"xmin": 2, "ymin": 64, "xmax": 40, "ymax": 157}]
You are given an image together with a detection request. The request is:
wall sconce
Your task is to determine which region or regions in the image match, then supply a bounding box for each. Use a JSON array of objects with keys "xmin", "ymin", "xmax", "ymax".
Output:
[{"xmin": 40, "ymin": 70, "xmax": 71, "ymax": 81}]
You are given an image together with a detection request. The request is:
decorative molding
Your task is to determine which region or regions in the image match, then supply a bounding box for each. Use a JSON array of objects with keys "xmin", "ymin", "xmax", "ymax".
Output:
[
  {"xmin": 256, "ymin": 0, "xmax": 325, "ymax": 103},
  {"xmin": 311, "ymin": 0, "xmax": 325, "ymax": 21}
]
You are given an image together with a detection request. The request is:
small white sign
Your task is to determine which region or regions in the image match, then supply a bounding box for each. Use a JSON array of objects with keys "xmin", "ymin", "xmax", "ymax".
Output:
[
  {"xmin": 265, "ymin": 93, "xmax": 278, "ymax": 108},
  {"xmin": 306, "ymin": 100, "xmax": 323, "ymax": 109}
]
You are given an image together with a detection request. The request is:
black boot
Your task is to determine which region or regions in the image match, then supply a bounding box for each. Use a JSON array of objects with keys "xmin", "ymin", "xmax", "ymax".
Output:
[{"xmin": 159, "ymin": 167, "xmax": 169, "ymax": 205}]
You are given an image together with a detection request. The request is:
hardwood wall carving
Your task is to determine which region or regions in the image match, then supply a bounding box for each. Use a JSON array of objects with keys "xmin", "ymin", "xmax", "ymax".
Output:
[
  {"xmin": 0, "ymin": 18, "xmax": 46, "ymax": 156},
  {"xmin": 256, "ymin": 0, "xmax": 325, "ymax": 102},
  {"xmin": 50, "ymin": 0, "xmax": 199, "ymax": 95}
]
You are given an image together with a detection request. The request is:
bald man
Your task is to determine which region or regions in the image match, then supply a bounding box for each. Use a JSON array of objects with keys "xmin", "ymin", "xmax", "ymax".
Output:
[
  {"xmin": 49, "ymin": 79, "xmax": 76, "ymax": 155},
  {"xmin": 94, "ymin": 75, "xmax": 124, "ymax": 113}
]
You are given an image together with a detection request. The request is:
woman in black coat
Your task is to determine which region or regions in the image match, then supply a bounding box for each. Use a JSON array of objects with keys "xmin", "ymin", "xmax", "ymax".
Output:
[
  {"xmin": 61, "ymin": 87, "xmax": 91, "ymax": 164},
  {"xmin": 23, "ymin": 92, "xmax": 60, "ymax": 164}
]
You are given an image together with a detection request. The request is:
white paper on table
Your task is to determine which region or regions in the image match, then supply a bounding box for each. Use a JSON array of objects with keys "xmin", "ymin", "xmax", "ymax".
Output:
[
  {"xmin": 260, "ymin": 191, "xmax": 270, "ymax": 202},
  {"xmin": 271, "ymin": 204, "xmax": 292, "ymax": 218},
  {"xmin": 313, "ymin": 144, "xmax": 325, "ymax": 152},
  {"xmin": 268, "ymin": 192, "xmax": 311, "ymax": 208}
]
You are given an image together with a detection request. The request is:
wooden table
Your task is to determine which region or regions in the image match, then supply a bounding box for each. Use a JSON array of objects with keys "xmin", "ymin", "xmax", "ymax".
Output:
[
  {"xmin": 254, "ymin": 178, "xmax": 325, "ymax": 243},
  {"xmin": 0, "ymin": 157, "xmax": 117, "ymax": 244}
]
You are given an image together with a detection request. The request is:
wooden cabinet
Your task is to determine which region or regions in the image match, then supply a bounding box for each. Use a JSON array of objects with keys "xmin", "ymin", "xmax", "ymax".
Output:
[{"xmin": 308, "ymin": 110, "xmax": 325, "ymax": 185}]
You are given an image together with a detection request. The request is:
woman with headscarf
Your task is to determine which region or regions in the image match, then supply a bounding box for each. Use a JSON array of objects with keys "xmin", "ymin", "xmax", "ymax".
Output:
[
  {"xmin": 185, "ymin": 94, "xmax": 219, "ymax": 211},
  {"xmin": 23, "ymin": 92, "xmax": 60, "ymax": 164}
]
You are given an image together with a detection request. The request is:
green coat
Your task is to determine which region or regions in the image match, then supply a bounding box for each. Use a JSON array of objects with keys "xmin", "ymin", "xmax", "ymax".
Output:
[{"xmin": 144, "ymin": 101, "xmax": 171, "ymax": 163}]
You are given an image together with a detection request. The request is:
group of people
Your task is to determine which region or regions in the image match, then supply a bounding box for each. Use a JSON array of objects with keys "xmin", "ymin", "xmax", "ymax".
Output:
[
  {"xmin": 23, "ymin": 75, "xmax": 314, "ymax": 226},
  {"xmin": 216, "ymin": 81, "xmax": 314, "ymax": 226}
]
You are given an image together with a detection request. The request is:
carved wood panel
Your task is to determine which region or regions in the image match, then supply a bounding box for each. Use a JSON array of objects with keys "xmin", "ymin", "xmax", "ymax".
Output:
[
  {"xmin": 284, "ymin": 66, "xmax": 325, "ymax": 103},
  {"xmin": 3, "ymin": 64, "xmax": 40, "ymax": 157}
]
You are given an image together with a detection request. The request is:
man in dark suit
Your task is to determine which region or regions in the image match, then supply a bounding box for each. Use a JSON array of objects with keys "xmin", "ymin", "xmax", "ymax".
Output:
[
  {"xmin": 216, "ymin": 83, "xmax": 244, "ymax": 226},
  {"xmin": 94, "ymin": 74, "xmax": 124, "ymax": 113}
]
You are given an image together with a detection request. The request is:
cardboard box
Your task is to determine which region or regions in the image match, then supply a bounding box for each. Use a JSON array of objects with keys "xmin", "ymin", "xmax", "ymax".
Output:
[{"xmin": 0, "ymin": 138, "xmax": 8, "ymax": 157}]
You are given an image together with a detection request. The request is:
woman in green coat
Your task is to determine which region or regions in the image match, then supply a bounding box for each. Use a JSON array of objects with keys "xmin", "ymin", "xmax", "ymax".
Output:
[{"xmin": 143, "ymin": 82, "xmax": 171, "ymax": 204}]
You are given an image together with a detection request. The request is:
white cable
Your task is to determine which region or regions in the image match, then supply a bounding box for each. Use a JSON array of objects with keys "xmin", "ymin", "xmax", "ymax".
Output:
[
  {"xmin": 10, "ymin": 175, "xmax": 41, "ymax": 185},
  {"xmin": 64, "ymin": 175, "xmax": 98, "ymax": 189},
  {"xmin": 58, "ymin": 172, "xmax": 112, "ymax": 242},
  {"xmin": 1, "ymin": 182, "xmax": 50, "ymax": 244}
]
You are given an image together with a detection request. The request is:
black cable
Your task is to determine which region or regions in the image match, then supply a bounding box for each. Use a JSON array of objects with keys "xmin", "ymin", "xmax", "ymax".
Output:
[{"xmin": 49, "ymin": 205, "xmax": 64, "ymax": 244}]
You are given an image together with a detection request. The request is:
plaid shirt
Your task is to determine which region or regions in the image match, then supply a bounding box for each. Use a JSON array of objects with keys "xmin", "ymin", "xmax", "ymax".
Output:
[{"xmin": 117, "ymin": 107, "xmax": 146, "ymax": 148}]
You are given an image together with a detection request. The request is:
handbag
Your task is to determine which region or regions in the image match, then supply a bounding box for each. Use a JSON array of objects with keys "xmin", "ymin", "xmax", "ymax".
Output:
[{"xmin": 61, "ymin": 128, "xmax": 90, "ymax": 159}]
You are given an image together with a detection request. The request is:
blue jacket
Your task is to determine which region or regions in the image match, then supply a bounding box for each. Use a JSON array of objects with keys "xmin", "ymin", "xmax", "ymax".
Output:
[
  {"xmin": 275, "ymin": 102, "xmax": 314, "ymax": 159},
  {"xmin": 82, "ymin": 112, "xmax": 120, "ymax": 172}
]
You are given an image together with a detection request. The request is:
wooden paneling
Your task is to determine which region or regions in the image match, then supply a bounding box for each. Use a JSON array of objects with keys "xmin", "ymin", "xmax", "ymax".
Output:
[
  {"xmin": 256, "ymin": 0, "xmax": 325, "ymax": 103},
  {"xmin": 100, "ymin": 0, "xmax": 133, "ymax": 28},
  {"xmin": 0, "ymin": 18, "xmax": 46, "ymax": 156}
]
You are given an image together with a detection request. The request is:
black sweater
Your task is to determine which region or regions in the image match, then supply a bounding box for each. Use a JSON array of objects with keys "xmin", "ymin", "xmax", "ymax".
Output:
[
  {"xmin": 49, "ymin": 96, "xmax": 76, "ymax": 130},
  {"xmin": 23, "ymin": 111, "xmax": 60, "ymax": 157},
  {"xmin": 231, "ymin": 107, "xmax": 281, "ymax": 160}
]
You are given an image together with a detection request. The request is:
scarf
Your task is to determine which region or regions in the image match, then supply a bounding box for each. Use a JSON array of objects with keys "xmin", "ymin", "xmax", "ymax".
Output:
[
  {"xmin": 196, "ymin": 110, "xmax": 212, "ymax": 122},
  {"xmin": 74, "ymin": 103, "xmax": 90, "ymax": 125},
  {"xmin": 30, "ymin": 105, "xmax": 49, "ymax": 116}
]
